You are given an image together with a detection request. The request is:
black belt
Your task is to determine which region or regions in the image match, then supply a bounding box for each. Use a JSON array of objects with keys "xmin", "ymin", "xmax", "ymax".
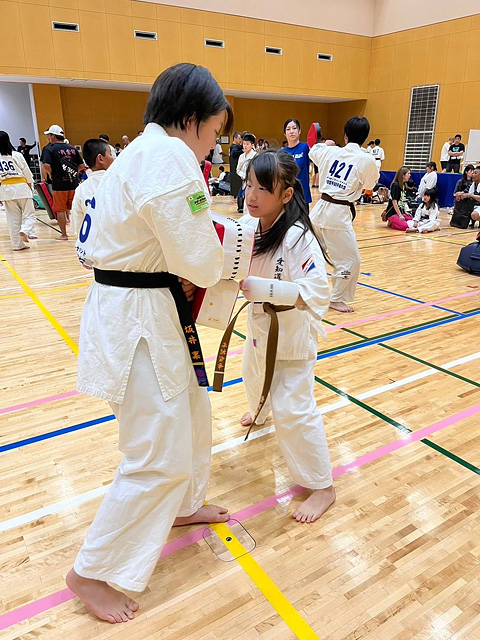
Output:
[
  {"xmin": 321, "ymin": 192, "xmax": 356, "ymax": 220},
  {"xmin": 93, "ymin": 268, "xmax": 209, "ymax": 387}
]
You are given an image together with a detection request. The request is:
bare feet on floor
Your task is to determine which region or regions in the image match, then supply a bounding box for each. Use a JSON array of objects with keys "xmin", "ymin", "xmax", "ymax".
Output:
[
  {"xmin": 329, "ymin": 301, "xmax": 354, "ymax": 313},
  {"xmin": 405, "ymin": 227, "xmax": 417, "ymax": 233},
  {"xmin": 55, "ymin": 235, "xmax": 68, "ymax": 241},
  {"xmin": 240, "ymin": 411, "xmax": 253, "ymax": 426},
  {"xmin": 292, "ymin": 486, "xmax": 336, "ymax": 523},
  {"xmin": 173, "ymin": 504, "xmax": 230, "ymax": 526},
  {"xmin": 19, "ymin": 232, "xmax": 29, "ymax": 243},
  {"xmin": 66, "ymin": 568, "xmax": 139, "ymax": 624}
]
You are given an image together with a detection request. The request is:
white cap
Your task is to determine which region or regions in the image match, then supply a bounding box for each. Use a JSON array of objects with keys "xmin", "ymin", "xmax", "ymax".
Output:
[{"xmin": 44, "ymin": 124, "xmax": 64, "ymax": 135}]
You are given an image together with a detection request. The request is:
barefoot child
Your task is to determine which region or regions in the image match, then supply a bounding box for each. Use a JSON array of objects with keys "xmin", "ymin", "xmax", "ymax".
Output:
[
  {"xmin": 239, "ymin": 150, "xmax": 336, "ymax": 523},
  {"xmin": 406, "ymin": 188, "xmax": 440, "ymax": 234},
  {"xmin": 68, "ymin": 64, "xmax": 233, "ymax": 624}
]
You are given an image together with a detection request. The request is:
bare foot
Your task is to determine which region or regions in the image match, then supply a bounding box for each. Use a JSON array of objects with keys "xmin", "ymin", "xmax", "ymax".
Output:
[
  {"xmin": 292, "ymin": 486, "xmax": 336, "ymax": 523},
  {"xmin": 20, "ymin": 231, "xmax": 29, "ymax": 243},
  {"xmin": 66, "ymin": 568, "xmax": 139, "ymax": 624},
  {"xmin": 405, "ymin": 227, "xmax": 417, "ymax": 233},
  {"xmin": 329, "ymin": 301, "xmax": 354, "ymax": 313},
  {"xmin": 173, "ymin": 504, "xmax": 230, "ymax": 526},
  {"xmin": 55, "ymin": 235, "xmax": 69, "ymax": 241},
  {"xmin": 240, "ymin": 411, "xmax": 253, "ymax": 426},
  {"xmin": 13, "ymin": 246, "xmax": 30, "ymax": 251}
]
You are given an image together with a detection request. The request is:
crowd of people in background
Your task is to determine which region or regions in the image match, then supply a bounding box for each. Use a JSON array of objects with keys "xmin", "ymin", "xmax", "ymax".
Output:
[{"xmin": 1, "ymin": 116, "xmax": 479, "ymax": 252}]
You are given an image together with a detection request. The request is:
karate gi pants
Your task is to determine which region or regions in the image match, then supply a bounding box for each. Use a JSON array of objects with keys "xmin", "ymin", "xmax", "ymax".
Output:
[
  {"xmin": 3, "ymin": 198, "xmax": 36, "ymax": 249},
  {"xmin": 407, "ymin": 219, "xmax": 440, "ymax": 232},
  {"xmin": 315, "ymin": 226, "xmax": 361, "ymax": 303},
  {"xmin": 74, "ymin": 338, "xmax": 212, "ymax": 592},
  {"xmin": 242, "ymin": 337, "xmax": 332, "ymax": 490}
]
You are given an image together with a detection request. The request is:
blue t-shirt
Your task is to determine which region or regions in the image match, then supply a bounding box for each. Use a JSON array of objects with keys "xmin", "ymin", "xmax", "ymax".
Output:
[{"xmin": 283, "ymin": 142, "xmax": 312, "ymax": 204}]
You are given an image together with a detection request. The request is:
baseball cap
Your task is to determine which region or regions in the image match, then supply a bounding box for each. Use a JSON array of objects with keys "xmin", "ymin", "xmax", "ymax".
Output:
[{"xmin": 44, "ymin": 124, "xmax": 64, "ymax": 135}]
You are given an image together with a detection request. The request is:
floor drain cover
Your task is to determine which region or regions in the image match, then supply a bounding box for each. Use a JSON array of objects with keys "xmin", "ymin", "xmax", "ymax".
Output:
[{"xmin": 202, "ymin": 519, "xmax": 256, "ymax": 561}]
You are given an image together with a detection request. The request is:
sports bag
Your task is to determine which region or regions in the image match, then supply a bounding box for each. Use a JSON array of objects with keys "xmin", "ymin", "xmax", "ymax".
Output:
[{"xmin": 457, "ymin": 240, "xmax": 480, "ymax": 276}]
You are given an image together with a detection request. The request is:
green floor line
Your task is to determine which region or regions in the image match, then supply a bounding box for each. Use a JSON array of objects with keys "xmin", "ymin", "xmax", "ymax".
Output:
[
  {"xmin": 322, "ymin": 309, "xmax": 480, "ymax": 389},
  {"xmin": 224, "ymin": 307, "xmax": 480, "ymax": 476},
  {"xmin": 314, "ymin": 375, "xmax": 480, "ymax": 475}
]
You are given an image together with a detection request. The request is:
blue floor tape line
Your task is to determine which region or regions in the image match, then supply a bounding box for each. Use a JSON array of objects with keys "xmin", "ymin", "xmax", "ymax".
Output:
[
  {"xmin": 3, "ymin": 307, "xmax": 479, "ymax": 454},
  {"xmin": 357, "ymin": 281, "xmax": 465, "ymax": 316},
  {"xmin": 0, "ymin": 415, "xmax": 116, "ymax": 453},
  {"xmin": 317, "ymin": 307, "xmax": 480, "ymax": 361}
]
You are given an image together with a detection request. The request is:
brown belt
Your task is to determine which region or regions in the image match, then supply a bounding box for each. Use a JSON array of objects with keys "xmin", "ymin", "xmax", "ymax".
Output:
[
  {"xmin": 321, "ymin": 192, "xmax": 356, "ymax": 220},
  {"xmin": 213, "ymin": 301, "xmax": 294, "ymax": 440}
]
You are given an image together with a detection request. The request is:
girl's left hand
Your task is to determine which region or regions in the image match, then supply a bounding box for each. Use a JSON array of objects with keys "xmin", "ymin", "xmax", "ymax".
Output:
[{"xmin": 179, "ymin": 277, "xmax": 196, "ymax": 302}]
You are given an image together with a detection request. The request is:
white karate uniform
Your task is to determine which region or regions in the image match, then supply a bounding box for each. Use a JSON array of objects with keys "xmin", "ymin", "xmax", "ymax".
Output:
[
  {"xmin": 417, "ymin": 171, "xmax": 437, "ymax": 198},
  {"xmin": 0, "ymin": 151, "xmax": 36, "ymax": 249},
  {"xmin": 74, "ymin": 123, "xmax": 225, "ymax": 592},
  {"xmin": 236, "ymin": 149, "xmax": 256, "ymax": 182},
  {"xmin": 371, "ymin": 145, "xmax": 385, "ymax": 169},
  {"xmin": 240, "ymin": 214, "xmax": 332, "ymax": 490},
  {"xmin": 70, "ymin": 170, "xmax": 106, "ymax": 236},
  {"xmin": 309, "ymin": 142, "xmax": 379, "ymax": 303},
  {"xmin": 407, "ymin": 203, "xmax": 440, "ymax": 232}
]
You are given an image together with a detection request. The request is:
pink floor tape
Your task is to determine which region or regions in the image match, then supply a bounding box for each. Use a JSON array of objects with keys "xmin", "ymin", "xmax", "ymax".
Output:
[
  {"xmin": 2, "ymin": 402, "xmax": 479, "ymax": 632},
  {"xmin": 0, "ymin": 391, "xmax": 80, "ymax": 415},
  {"xmin": 2, "ymin": 288, "xmax": 478, "ymax": 416},
  {"xmin": 325, "ymin": 289, "xmax": 480, "ymax": 333},
  {"xmin": 0, "ymin": 352, "xmax": 244, "ymax": 416}
]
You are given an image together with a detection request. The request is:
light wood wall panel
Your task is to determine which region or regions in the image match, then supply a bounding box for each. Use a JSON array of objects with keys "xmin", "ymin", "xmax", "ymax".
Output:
[
  {"xmin": 328, "ymin": 14, "xmax": 480, "ymax": 170},
  {"xmin": 0, "ymin": 0, "xmax": 366, "ymax": 100}
]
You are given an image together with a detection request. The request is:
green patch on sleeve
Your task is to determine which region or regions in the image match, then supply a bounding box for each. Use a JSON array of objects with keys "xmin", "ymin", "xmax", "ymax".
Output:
[{"xmin": 186, "ymin": 191, "xmax": 209, "ymax": 214}]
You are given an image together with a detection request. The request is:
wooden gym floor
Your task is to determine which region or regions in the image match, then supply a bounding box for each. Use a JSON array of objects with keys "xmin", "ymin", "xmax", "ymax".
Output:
[{"xmin": 1, "ymin": 192, "xmax": 480, "ymax": 640}]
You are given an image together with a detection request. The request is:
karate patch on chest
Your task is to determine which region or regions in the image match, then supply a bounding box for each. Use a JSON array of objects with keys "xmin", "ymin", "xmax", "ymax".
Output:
[
  {"xmin": 302, "ymin": 256, "xmax": 315, "ymax": 274},
  {"xmin": 187, "ymin": 191, "xmax": 209, "ymax": 214}
]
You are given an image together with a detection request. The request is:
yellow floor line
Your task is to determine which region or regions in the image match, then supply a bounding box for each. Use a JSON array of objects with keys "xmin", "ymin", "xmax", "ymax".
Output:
[
  {"xmin": 210, "ymin": 519, "xmax": 320, "ymax": 639},
  {"xmin": 0, "ymin": 281, "xmax": 90, "ymax": 300},
  {"xmin": 0, "ymin": 253, "xmax": 78, "ymax": 355},
  {"xmin": 1, "ymin": 252, "xmax": 318, "ymax": 636}
]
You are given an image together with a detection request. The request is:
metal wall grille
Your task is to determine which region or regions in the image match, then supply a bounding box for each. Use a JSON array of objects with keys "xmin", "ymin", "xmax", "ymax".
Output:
[{"xmin": 404, "ymin": 84, "xmax": 439, "ymax": 172}]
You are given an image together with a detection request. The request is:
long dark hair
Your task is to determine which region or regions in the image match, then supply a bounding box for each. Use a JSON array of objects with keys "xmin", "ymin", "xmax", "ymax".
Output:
[
  {"xmin": 391, "ymin": 166, "xmax": 410, "ymax": 191},
  {"xmin": 246, "ymin": 150, "xmax": 328, "ymax": 263},
  {"xmin": 0, "ymin": 131, "xmax": 15, "ymax": 156},
  {"xmin": 459, "ymin": 164, "xmax": 474, "ymax": 191},
  {"xmin": 422, "ymin": 188, "xmax": 438, "ymax": 210}
]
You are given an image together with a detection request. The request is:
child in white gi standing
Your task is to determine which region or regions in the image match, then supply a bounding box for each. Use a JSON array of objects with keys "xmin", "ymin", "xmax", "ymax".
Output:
[
  {"xmin": 239, "ymin": 150, "xmax": 335, "ymax": 523},
  {"xmin": 0, "ymin": 130, "xmax": 37, "ymax": 250},
  {"xmin": 67, "ymin": 64, "xmax": 233, "ymax": 624},
  {"xmin": 309, "ymin": 117, "xmax": 379, "ymax": 313},
  {"xmin": 406, "ymin": 188, "xmax": 440, "ymax": 233},
  {"xmin": 70, "ymin": 138, "xmax": 114, "ymax": 235}
]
